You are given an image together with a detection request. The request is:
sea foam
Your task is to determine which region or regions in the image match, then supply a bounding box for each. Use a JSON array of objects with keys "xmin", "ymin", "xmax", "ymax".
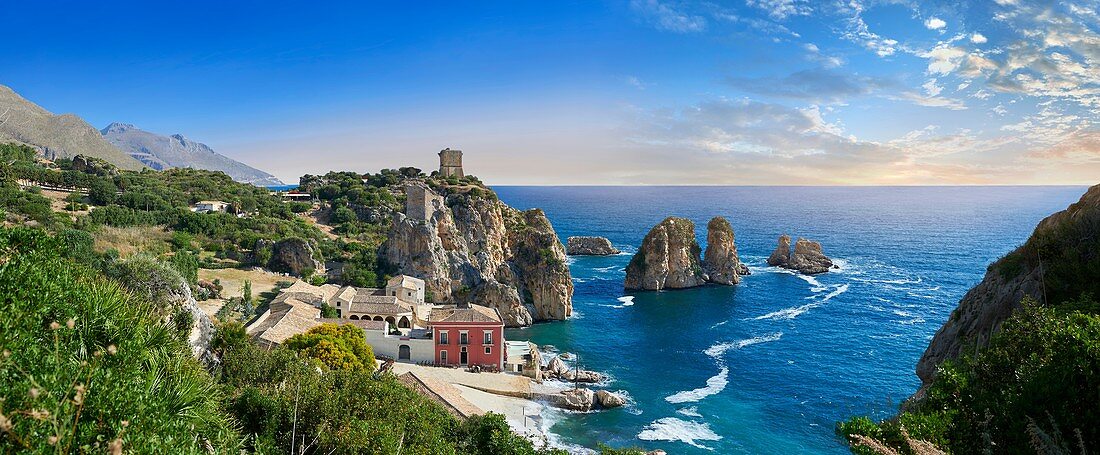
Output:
[
  {"xmin": 666, "ymin": 333, "xmax": 782, "ymax": 404},
  {"xmin": 637, "ymin": 417, "xmax": 722, "ymax": 450}
]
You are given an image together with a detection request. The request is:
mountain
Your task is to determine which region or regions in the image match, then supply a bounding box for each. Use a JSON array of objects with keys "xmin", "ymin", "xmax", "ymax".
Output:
[
  {"xmin": 102, "ymin": 123, "xmax": 283, "ymax": 186},
  {"xmin": 0, "ymin": 85, "xmax": 144, "ymax": 170}
]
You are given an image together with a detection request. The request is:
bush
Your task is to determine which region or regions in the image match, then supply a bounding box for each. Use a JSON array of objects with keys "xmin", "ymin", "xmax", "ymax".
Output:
[
  {"xmin": 284, "ymin": 323, "xmax": 376, "ymax": 372},
  {"xmin": 0, "ymin": 227, "xmax": 242, "ymax": 453}
]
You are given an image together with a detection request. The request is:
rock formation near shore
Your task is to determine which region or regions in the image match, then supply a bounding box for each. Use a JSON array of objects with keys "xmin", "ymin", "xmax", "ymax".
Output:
[
  {"xmin": 566, "ymin": 236, "xmax": 620, "ymax": 255},
  {"xmin": 382, "ymin": 185, "xmax": 572, "ymax": 326},
  {"xmin": 915, "ymin": 183, "xmax": 1100, "ymax": 394},
  {"xmin": 703, "ymin": 217, "xmax": 750, "ymax": 285},
  {"xmin": 625, "ymin": 217, "xmax": 707, "ymax": 290},
  {"xmin": 625, "ymin": 216, "xmax": 749, "ymax": 290},
  {"xmin": 767, "ymin": 235, "xmax": 833, "ymax": 274},
  {"xmin": 265, "ymin": 238, "xmax": 325, "ymax": 277}
]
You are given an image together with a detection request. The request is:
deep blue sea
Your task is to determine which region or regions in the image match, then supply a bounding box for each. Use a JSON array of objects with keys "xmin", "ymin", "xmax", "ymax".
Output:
[{"xmin": 494, "ymin": 186, "xmax": 1086, "ymax": 454}]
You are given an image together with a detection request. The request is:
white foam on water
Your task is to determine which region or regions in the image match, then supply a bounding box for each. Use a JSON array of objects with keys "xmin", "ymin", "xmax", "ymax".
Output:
[
  {"xmin": 893, "ymin": 309, "xmax": 914, "ymax": 317},
  {"xmin": 709, "ymin": 319, "xmax": 729, "ymax": 329},
  {"xmin": 613, "ymin": 296, "xmax": 635, "ymax": 308},
  {"xmin": 899, "ymin": 317, "xmax": 926, "ymax": 325},
  {"xmin": 751, "ymin": 284, "xmax": 848, "ymax": 320},
  {"xmin": 667, "ymin": 333, "xmax": 782, "ymax": 404},
  {"xmin": 821, "ymin": 283, "xmax": 849, "ymax": 301},
  {"xmin": 677, "ymin": 406, "xmax": 702, "ymax": 417},
  {"xmin": 637, "ymin": 417, "xmax": 721, "ymax": 450}
]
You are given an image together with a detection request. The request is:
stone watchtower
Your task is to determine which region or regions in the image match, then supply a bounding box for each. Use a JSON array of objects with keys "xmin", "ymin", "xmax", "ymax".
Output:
[
  {"xmin": 438, "ymin": 148, "xmax": 464, "ymax": 178},
  {"xmin": 404, "ymin": 183, "xmax": 443, "ymax": 222}
]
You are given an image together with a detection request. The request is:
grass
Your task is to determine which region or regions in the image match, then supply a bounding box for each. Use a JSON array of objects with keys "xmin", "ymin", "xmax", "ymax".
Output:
[{"xmin": 91, "ymin": 225, "xmax": 171, "ymax": 257}]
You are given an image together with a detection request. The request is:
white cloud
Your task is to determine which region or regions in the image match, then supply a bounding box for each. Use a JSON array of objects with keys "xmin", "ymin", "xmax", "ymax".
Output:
[
  {"xmin": 970, "ymin": 33, "xmax": 988, "ymax": 44},
  {"xmin": 745, "ymin": 0, "xmax": 811, "ymax": 20},
  {"xmin": 630, "ymin": 0, "xmax": 707, "ymax": 33},
  {"xmin": 922, "ymin": 44, "xmax": 968, "ymax": 75},
  {"xmin": 626, "ymin": 76, "xmax": 648, "ymax": 90},
  {"xmin": 924, "ymin": 17, "xmax": 947, "ymax": 30},
  {"xmin": 923, "ymin": 79, "xmax": 943, "ymax": 97}
]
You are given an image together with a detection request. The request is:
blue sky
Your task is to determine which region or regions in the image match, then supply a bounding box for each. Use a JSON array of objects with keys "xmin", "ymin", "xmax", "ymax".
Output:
[{"xmin": 2, "ymin": 0, "xmax": 1097, "ymax": 184}]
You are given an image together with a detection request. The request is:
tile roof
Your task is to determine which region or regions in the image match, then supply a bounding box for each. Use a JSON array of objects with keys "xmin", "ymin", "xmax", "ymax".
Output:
[
  {"xmin": 429, "ymin": 304, "xmax": 502, "ymax": 324},
  {"xmin": 246, "ymin": 298, "xmax": 321, "ymax": 346}
]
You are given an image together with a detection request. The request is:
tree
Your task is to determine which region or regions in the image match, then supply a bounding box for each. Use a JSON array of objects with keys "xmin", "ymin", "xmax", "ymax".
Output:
[
  {"xmin": 331, "ymin": 205, "xmax": 356, "ymax": 224},
  {"xmin": 242, "ymin": 279, "xmax": 252, "ymax": 304},
  {"xmin": 284, "ymin": 323, "xmax": 376, "ymax": 371},
  {"xmin": 88, "ymin": 178, "xmax": 118, "ymax": 206}
]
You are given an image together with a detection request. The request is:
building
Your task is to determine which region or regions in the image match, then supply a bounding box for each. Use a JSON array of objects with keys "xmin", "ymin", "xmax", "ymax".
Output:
[
  {"xmin": 430, "ymin": 303, "xmax": 505, "ymax": 369},
  {"xmin": 404, "ymin": 183, "xmax": 444, "ymax": 221},
  {"xmin": 365, "ymin": 326, "xmax": 435, "ymax": 362},
  {"xmin": 246, "ymin": 297, "xmax": 322, "ymax": 348},
  {"xmin": 438, "ymin": 148, "xmax": 464, "ymax": 178},
  {"xmin": 192, "ymin": 200, "xmax": 229, "ymax": 213}
]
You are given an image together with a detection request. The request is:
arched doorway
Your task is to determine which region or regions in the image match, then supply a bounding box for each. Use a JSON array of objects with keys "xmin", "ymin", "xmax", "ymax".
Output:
[
  {"xmin": 385, "ymin": 316, "xmax": 396, "ymax": 326},
  {"xmin": 398, "ymin": 345, "xmax": 411, "ymax": 360},
  {"xmin": 398, "ymin": 316, "xmax": 410, "ymax": 329}
]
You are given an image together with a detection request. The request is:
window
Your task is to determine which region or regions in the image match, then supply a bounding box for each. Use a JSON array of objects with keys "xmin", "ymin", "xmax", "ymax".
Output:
[
  {"xmin": 439, "ymin": 331, "xmax": 449, "ymax": 345},
  {"xmin": 459, "ymin": 331, "xmax": 469, "ymax": 345},
  {"xmin": 440, "ymin": 351, "xmax": 447, "ymax": 363},
  {"xmin": 482, "ymin": 331, "xmax": 493, "ymax": 345},
  {"xmin": 484, "ymin": 346, "xmax": 491, "ymax": 355}
]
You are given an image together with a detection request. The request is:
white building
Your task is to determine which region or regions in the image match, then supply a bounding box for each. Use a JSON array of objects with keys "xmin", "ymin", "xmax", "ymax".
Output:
[{"xmin": 192, "ymin": 200, "xmax": 229, "ymax": 213}]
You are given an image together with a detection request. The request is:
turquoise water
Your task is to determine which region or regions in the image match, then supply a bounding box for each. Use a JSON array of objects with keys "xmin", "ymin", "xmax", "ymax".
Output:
[{"xmin": 496, "ymin": 186, "xmax": 1086, "ymax": 454}]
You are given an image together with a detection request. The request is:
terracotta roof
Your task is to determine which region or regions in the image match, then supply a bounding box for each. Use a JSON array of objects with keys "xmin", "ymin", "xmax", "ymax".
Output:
[
  {"xmin": 387, "ymin": 274, "xmax": 425, "ymax": 289},
  {"xmin": 430, "ymin": 304, "xmax": 502, "ymax": 324},
  {"xmin": 246, "ymin": 299, "xmax": 321, "ymax": 346},
  {"xmin": 397, "ymin": 372, "xmax": 483, "ymax": 419}
]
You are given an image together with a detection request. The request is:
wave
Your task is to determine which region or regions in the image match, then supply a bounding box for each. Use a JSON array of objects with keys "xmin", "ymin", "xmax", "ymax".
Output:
[
  {"xmin": 666, "ymin": 333, "xmax": 782, "ymax": 404},
  {"xmin": 637, "ymin": 417, "xmax": 722, "ymax": 450},
  {"xmin": 710, "ymin": 319, "xmax": 729, "ymax": 329},
  {"xmin": 751, "ymin": 284, "xmax": 848, "ymax": 320},
  {"xmin": 677, "ymin": 406, "xmax": 702, "ymax": 417}
]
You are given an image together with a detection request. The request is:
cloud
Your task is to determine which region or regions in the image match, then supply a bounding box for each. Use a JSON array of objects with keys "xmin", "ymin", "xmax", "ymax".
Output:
[
  {"xmin": 924, "ymin": 17, "xmax": 947, "ymax": 30},
  {"xmin": 725, "ymin": 68, "xmax": 890, "ymax": 103},
  {"xmin": 745, "ymin": 0, "xmax": 812, "ymax": 20},
  {"xmin": 837, "ymin": 1, "xmax": 901, "ymax": 57},
  {"xmin": 630, "ymin": 0, "xmax": 707, "ymax": 33},
  {"xmin": 970, "ymin": 33, "xmax": 987, "ymax": 44},
  {"xmin": 626, "ymin": 76, "xmax": 648, "ymax": 90},
  {"xmin": 892, "ymin": 91, "xmax": 968, "ymax": 110}
]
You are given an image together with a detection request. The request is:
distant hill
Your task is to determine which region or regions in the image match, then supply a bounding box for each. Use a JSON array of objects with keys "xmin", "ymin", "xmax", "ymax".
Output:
[
  {"xmin": 0, "ymin": 85, "xmax": 144, "ymax": 170},
  {"xmin": 102, "ymin": 123, "xmax": 283, "ymax": 186}
]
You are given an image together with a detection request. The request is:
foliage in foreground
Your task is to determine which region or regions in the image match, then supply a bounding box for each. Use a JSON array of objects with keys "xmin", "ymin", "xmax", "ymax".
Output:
[
  {"xmin": 839, "ymin": 297, "xmax": 1100, "ymax": 454},
  {"xmin": 0, "ymin": 227, "xmax": 240, "ymax": 453}
]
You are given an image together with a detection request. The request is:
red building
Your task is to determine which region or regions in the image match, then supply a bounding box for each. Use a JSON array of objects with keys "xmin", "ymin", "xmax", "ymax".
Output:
[{"xmin": 430, "ymin": 303, "xmax": 505, "ymax": 369}]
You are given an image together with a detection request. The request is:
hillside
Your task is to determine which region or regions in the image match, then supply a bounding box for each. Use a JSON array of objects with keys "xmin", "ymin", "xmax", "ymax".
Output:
[
  {"xmin": 0, "ymin": 85, "xmax": 143, "ymax": 170},
  {"xmin": 102, "ymin": 122, "xmax": 283, "ymax": 186}
]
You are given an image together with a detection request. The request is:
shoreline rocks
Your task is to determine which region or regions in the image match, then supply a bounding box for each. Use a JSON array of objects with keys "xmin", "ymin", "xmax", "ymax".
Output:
[
  {"xmin": 566, "ymin": 236, "xmax": 621, "ymax": 256},
  {"xmin": 624, "ymin": 216, "xmax": 749, "ymax": 290},
  {"xmin": 766, "ymin": 234, "xmax": 833, "ymax": 275}
]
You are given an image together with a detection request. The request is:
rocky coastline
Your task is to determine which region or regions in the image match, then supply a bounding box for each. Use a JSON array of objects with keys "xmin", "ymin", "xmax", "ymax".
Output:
[
  {"xmin": 766, "ymin": 234, "xmax": 834, "ymax": 275},
  {"xmin": 624, "ymin": 216, "xmax": 749, "ymax": 290},
  {"xmin": 566, "ymin": 236, "xmax": 621, "ymax": 255}
]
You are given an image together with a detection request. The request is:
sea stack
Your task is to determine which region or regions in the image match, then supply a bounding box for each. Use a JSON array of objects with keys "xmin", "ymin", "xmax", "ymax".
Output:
[
  {"xmin": 767, "ymin": 234, "xmax": 833, "ymax": 275},
  {"xmin": 703, "ymin": 216, "xmax": 750, "ymax": 285},
  {"xmin": 566, "ymin": 236, "xmax": 621, "ymax": 256},
  {"xmin": 624, "ymin": 217, "xmax": 707, "ymax": 290}
]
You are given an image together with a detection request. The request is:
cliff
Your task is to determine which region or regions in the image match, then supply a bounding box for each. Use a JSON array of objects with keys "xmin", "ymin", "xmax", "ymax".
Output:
[
  {"xmin": 767, "ymin": 235, "xmax": 833, "ymax": 274},
  {"xmin": 703, "ymin": 217, "xmax": 749, "ymax": 285},
  {"xmin": 915, "ymin": 183, "xmax": 1100, "ymax": 390},
  {"xmin": 382, "ymin": 185, "xmax": 572, "ymax": 327},
  {"xmin": 102, "ymin": 122, "xmax": 283, "ymax": 186},
  {"xmin": 0, "ymin": 85, "xmax": 144, "ymax": 170},
  {"xmin": 566, "ymin": 236, "xmax": 620, "ymax": 255},
  {"xmin": 625, "ymin": 217, "xmax": 706, "ymax": 290}
]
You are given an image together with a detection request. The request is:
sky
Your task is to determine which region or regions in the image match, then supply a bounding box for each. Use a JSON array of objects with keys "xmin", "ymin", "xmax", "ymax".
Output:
[{"xmin": 1, "ymin": 0, "xmax": 1098, "ymax": 185}]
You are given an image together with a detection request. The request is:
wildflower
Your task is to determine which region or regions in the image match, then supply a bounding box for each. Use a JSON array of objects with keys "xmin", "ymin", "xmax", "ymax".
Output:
[
  {"xmin": 107, "ymin": 344, "xmax": 118, "ymax": 355},
  {"xmin": 120, "ymin": 420, "xmax": 129, "ymax": 428},
  {"xmin": 28, "ymin": 388, "xmax": 39, "ymax": 399},
  {"xmin": 30, "ymin": 409, "xmax": 50, "ymax": 420},
  {"xmin": 48, "ymin": 435, "xmax": 59, "ymax": 445},
  {"xmin": 108, "ymin": 438, "xmax": 123, "ymax": 455},
  {"xmin": 73, "ymin": 384, "xmax": 86, "ymax": 405},
  {"xmin": 0, "ymin": 412, "xmax": 11, "ymax": 432},
  {"xmin": 66, "ymin": 318, "xmax": 75, "ymax": 329},
  {"xmin": 49, "ymin": 321, "xmax": 61, "ymax": 330},
  {"xmin": 2, "ymin": 349, "xmax": 9, "ymax": 358}
]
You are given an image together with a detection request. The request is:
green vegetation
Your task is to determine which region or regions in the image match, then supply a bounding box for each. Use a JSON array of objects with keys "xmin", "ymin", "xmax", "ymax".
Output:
[{"xmin": 284, "ymin": 323, "xmax": 377, "ymax": 372}]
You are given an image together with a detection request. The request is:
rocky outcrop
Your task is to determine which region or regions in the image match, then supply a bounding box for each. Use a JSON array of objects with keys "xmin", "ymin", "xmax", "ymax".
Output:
[
  {"xmin": 382, "ymin": 186, "xmax": 572, "ymax": 326},
  {"xmin": 703, "ymin": 217, "xmax": 750, "ymax": 285},
  {"xmin": 546, "ymin": 356, "xmax": 569, "ymax": 377},
  {"xmin": 624, "ymin": 217, "xmax": 706, "ymax": 290},
  {"xmin": 767, "ymin": 235, "xmax": 833, "ymax": 274},
  {"xmin": 595, "ymin": 390, "xmax": 626, "ymax": 408},
  {"xmin": 267, "ymin": 238, "xmax": 324, "ymax": 277},
  {"xmin": 555, "ymin": 388, "xmax": 595, "ymax": 411},
  {"xmin": 915, "ymin": 183, "xmax": 1100, "ymax": 393},
  {"xmin": 566, "ymin": 236, "xmax": 620, "ymax": 255}
]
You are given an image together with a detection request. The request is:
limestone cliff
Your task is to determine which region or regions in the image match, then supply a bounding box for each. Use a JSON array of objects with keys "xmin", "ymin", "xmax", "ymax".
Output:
[
  {"xmin": 624, "ymin": 217, "xmax": 706, "ymax": 290},
  {"xmin": 703, "ymin": 217, "xmax": 749, "ymax": 285},
  {"xmin": 567, "ymin": 236, "xmax": 620, "ymax": 255},
  {"xmin": 382, "ymin": 185, "xmax": 572, "ymax": 326},
  {"xmin": 915, "ymin": 183, "xmax": 1100, "ymax": 390}
]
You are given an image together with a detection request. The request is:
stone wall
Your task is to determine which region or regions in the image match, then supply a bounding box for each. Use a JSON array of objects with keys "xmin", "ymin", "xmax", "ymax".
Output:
[{"xmin": 438, "ymin": 148, "xmax": 464, "ymax": 178}]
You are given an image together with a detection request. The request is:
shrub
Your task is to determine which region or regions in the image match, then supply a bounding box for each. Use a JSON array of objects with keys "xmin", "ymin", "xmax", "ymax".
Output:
[{"xmin": 284, "ymin": 323, "xmax": 376, "ymax": 372}]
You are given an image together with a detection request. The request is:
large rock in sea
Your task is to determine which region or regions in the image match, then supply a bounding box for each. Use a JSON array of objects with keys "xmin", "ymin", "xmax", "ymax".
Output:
[
  {"xmin": 595, "ymin": 390, "xmax": 627, "ymax": 408},
  {"xmin": 624, "ymin": 217, "xmax": 707, "ymax": 290},
  {"xmin": 567, "ymin": 236, "xmax": 621, "ymax": 256},
  {"xmin": 555, "ymin": 388, "xmax": 595, "ymax": 411},
  {"xmin": 703, "ymin": 217, "xmax": 750, "ymax": 285},
  {"xmin": 914, "ymin": 183, "xmax": 1100, "ymax": 396},
  {"xmin": 767, "ymin": 235, "xmax": 832, "ymax": 274},
  {"xmin": 382, "ymin": 185, "xmax": 572, "ymax": 326}
]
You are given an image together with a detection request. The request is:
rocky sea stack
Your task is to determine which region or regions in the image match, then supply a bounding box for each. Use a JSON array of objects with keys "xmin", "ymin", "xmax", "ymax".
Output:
[
  {"xmin": 624, "ymin": 216, "xmax": 748, "ymax": 290},
  {"xmin": 383, "ymin": 184, "xmax": 572, "ymax": 327},
  {"xmin": 566, "ymin": 236, "xmax": 620, "ymax": 256},
  {"xmin": 767, "ymin": 234, "xmax": 833, "ymax": 275}
]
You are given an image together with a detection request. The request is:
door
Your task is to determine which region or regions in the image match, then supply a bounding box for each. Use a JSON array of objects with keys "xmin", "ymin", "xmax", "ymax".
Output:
[
  {"xmin": 460, "ymin": 347, "xmax": 468, "ymax": 365},
  {"xmin": 398, "ymin": 345, "xmax": 411, "ymax": 360}
]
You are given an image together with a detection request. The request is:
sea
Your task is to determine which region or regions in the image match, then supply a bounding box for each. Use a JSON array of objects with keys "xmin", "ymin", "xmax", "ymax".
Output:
[{"xmin": 489, "ymin": 186, "xmax": 1088, "ymax": 454}]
